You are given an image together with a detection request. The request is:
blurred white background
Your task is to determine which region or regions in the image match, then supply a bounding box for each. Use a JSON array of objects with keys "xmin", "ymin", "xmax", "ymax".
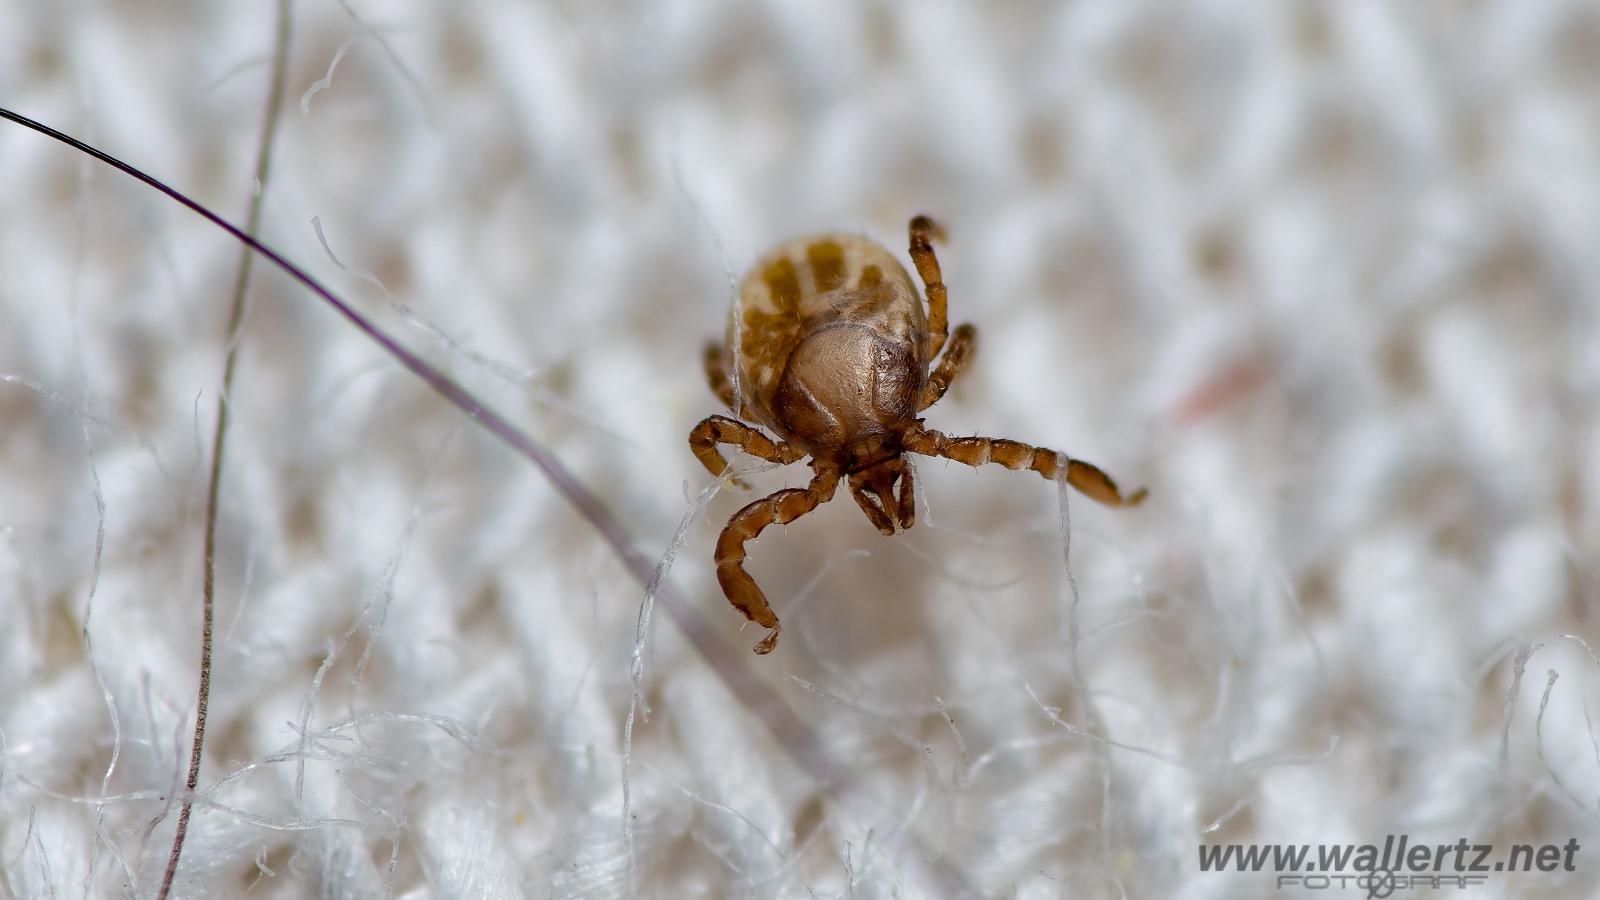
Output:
[{"xmin": 2, "ymin": 1, "xmax": 1598, "ymax": 897}]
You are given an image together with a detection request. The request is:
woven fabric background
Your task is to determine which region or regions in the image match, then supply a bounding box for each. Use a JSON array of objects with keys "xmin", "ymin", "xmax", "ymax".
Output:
[{"xmin": 3, "ymin": 1, "xmax": 1598, "ymax": 897}]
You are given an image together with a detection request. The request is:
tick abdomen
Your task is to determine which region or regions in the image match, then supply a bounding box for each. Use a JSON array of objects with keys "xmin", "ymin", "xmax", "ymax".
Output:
[
  {"xmin": 769, "ymin": 320, "xmax": 922, "ymax": 454},
  {"xmin": 729, "ymin": 233, "xmax": 927, "ymax": 438}
]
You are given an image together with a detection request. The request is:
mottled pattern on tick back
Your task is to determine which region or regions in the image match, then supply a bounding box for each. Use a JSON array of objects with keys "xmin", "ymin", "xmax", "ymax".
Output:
[{"xmin": 727, "ymin": 234, "xmax": 926, "ymax": 433}]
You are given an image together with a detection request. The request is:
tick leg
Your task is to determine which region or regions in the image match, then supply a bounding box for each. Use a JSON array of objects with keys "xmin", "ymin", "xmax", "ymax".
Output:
[
  {"xmin": 919, "ymin": 323, "xmax": 977, "ymax": 411},
  {"xmin": 903, "ymin": 426, "xmax": 1148, "ymax": 507},
  {"xmin": 909, "ymin": 215, "xmax": 950, "ymax": 360},
  {"xmin": 897, "ymin": 459, "xmax": 916, "ymax": 529},
  {"xmin": 715, "ymin": 467, "xmax": 841, "ymax": 653},
  {"xmin": 703, "ymin": 342, "xmax": 737, "ymax": 411},
  {"xmin": 689, "ymin": 414, "xmax": 801, "ymax": 488}
]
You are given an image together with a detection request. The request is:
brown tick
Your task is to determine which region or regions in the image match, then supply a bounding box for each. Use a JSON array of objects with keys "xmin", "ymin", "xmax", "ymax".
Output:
[{"xmin": 691, "ymin": 216, "xmax": 1147, "ymax": 654}]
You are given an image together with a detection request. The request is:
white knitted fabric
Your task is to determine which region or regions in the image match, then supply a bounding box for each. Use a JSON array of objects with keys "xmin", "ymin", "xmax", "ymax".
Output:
[{"xmin": 3, "ymin": 2, "xmax": 1598, "ymax": 897}]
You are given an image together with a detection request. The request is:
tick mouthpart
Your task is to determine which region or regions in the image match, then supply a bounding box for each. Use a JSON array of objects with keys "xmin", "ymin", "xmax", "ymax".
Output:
[{"xmin": 848, "ymin": 458, "xmax": 912, "ymax": 535}]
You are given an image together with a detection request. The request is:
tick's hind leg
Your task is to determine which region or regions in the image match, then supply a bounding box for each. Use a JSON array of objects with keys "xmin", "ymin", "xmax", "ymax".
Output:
[
  {"xmin": 689, "ymin": 415, "xmax": 802, "ymax": 487},
  {"xmin": 716, "ymin": 467, "xmax": 841, "ymax": 653},
  {"xmin": 920, "ymin": 323, "xmax": 976, "ymax": 410},
  {"xmin": 703, "ymin": 342, "xmax": 737, "ymax": 411},
  {"xmin": 903, "ymin": 426, "xmax": 1147, "ymax": 507},
  {"xmin": 909, "ymin": 215, "xmax": 950, "ymax": 360}
]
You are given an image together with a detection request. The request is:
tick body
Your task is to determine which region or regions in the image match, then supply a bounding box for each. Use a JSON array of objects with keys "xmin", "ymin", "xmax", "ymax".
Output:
[{"xmin": 692, "ymin": 216, "xmax": 1146, "ymax": 654}]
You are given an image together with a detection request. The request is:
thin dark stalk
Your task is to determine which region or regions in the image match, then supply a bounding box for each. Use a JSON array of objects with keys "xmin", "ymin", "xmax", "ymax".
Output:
[
  {"xmin": 11, "ymin": 93, "xmax": 818, "ymax": 709},
  {"xmin": 156, "ymin": 2, "xmax": 293, "ymax": 896},
  {"xmin": 0, "ymin": 104, "xmax": 980, "ymax": 898},
  {"xmin": 0, "ymin": 110, "xmax": 823, "ymax": 759}
]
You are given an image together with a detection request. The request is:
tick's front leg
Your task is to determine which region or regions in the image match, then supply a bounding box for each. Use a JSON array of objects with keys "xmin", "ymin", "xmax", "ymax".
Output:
[
  {"xmin": 903, "ymin": 425, "xmax": 1147, "ymax": 507},
  {"xmin": 688, "ymin": 415, "xmax": 803, "ymax": 488},
  {"xmin": 715, "ymin": 467, "xmax": 841, "ymax": 653}
]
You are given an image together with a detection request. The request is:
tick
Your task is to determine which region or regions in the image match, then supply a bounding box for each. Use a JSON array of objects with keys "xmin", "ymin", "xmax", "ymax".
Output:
[{"xmin": 691, "ymin": 216, "xmax": 1147, "ymax": 654}]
